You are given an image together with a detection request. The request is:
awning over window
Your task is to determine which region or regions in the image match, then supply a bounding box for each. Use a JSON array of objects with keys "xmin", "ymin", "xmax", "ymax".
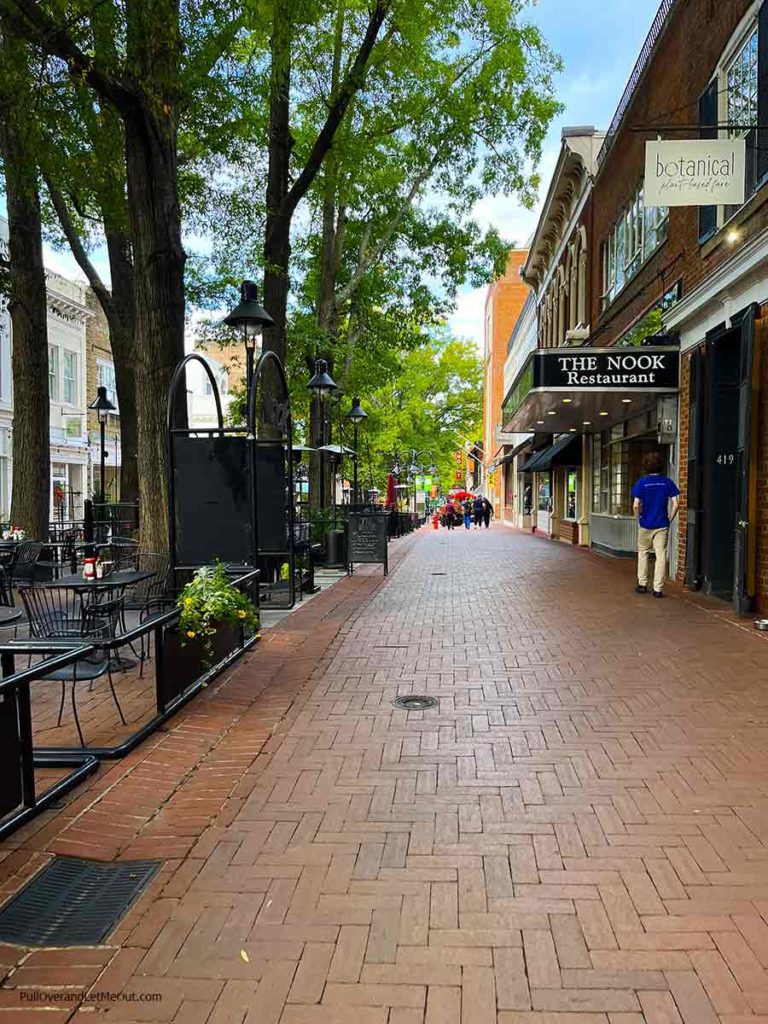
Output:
[
  {"xmin": 496, "ymin": 437, "xmax": 534, "ymax": 467},
  {"xmin": 519, "ymin": 434, "xmax": 582, "ymax": 473},
  {"xmin": 501, "ymin": 344, "xmax": 679, "ymax": 434}
]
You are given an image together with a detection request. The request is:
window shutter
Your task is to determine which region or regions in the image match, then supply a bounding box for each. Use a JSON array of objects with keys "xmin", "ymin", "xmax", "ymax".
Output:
[
  {"xmin": 698, "ymin": 80, "xmax": 719, "ymax": 242},
  {"xmin": 757, "ymin": 3, "xmax": 768, "ymax": 185}
]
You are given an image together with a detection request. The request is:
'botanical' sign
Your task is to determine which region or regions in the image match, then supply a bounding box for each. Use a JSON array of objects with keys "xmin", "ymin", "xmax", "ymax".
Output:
[{"xmin": 644, "ymin": 139, "xmax": 745, "ymax": 207}]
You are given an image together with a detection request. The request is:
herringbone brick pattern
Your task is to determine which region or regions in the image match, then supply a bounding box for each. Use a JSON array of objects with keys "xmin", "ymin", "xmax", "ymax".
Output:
[{"xmin": 4, "ymin": 525, "xmax": 768, "ymax": 1024}]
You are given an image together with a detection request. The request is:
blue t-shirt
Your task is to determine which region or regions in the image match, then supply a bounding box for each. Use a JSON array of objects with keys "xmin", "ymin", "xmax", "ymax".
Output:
[{"xmin": 630, "ymin": 474, "xmax": 680, "ymax": 529}]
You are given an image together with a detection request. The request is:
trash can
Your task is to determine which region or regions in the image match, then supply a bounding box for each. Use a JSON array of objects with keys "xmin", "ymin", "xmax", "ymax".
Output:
[{"xmin": 325, "ymin": 529, "xmax": 347, "ymax": 568}]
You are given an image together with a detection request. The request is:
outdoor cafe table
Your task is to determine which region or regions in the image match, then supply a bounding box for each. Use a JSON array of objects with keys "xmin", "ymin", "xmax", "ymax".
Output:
[
  {"xmin": 48, "ymin": 569, "xmax": 153, "ymax": 595},
  {"xmin": 48, "ymin": 569, "xmax": 154, "ymax": 669}
]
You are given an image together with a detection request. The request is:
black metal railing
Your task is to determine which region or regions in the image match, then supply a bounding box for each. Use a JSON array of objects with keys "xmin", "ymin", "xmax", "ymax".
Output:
[{"xmin": 597, "ymin": 0, "xmax": 678, "ymax": 166}]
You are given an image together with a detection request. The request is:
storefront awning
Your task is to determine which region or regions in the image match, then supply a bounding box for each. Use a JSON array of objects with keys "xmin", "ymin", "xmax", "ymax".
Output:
[
  {"xmin": 496, "ymin": 437, "xmax": 534, "ymax": 467},
  {"xmin": 501, "ymin": 345, "xmax": 679, "ymax": 434},
  {"xmin": 519, "ymin": 433, "xmax": 582, "ymax": 473}
]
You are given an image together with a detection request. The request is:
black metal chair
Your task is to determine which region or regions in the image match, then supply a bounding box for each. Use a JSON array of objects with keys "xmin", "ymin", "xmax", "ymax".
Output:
[
  {"xmin": 8, "ymin": 540, "xmax": 43, "ymax": 585},
  {"xmin": 98, "ymin": 537, "xmax": 139, "ymax": 571},
  {"xmin": 20, "ymin": 588, "xmax": 127, "ymax": 746},
  {"xmin": 0, "ymin": 566, "xmax": 22, "ymax": 633},
  {"xmin": 122, "ymin": 551, "xmax": 172, "ymax": 675}
]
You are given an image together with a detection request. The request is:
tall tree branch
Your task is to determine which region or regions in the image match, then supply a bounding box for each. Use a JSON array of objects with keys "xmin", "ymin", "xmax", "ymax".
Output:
[{"xmin": 283, "ymin": 0, "xmax": 392, "ymax": 217}]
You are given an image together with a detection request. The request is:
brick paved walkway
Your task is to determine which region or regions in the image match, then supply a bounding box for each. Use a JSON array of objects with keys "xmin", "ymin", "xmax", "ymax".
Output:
[{"xmin": 5, "ymin": 525, "xmax": 768, "ymax": 1024}]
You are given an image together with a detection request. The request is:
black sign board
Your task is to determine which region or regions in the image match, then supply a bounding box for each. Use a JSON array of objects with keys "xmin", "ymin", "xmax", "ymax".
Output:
[
  {"xmin": 256, "ymin": 444, "xmax": 288, "ymax": 554},
  {"xmin": 534, "ymin": 346, "xmax": 679, "ymax": 391},
  {"xmin": 348, "ymin": 514, "xmax": 388, "ymax": 575},
  {"xmin": 174, "ymin": 436, "xmax": 252, "ymax": 566}
]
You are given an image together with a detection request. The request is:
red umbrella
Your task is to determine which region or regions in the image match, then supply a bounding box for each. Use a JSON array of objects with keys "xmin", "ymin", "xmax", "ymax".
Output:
[
  {"xmin": 449, "ymin": 489, "xmax": 474, "ymax": 501},
  {"xmin": 385, "ymin": 473, "xmax": 398, "ymax": 509}
]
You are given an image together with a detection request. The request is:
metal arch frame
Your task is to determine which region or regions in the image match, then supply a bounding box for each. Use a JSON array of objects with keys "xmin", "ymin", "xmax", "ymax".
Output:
[
  {"xmin": 246, "ymin": 350, "xmax": 296, "ymax": 609},
  {"xmin": 167, "ymin": 353, "xmax": 234, "ymax": 588}
]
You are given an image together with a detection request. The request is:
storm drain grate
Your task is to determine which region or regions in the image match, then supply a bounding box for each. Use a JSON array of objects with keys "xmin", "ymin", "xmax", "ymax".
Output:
[
  {"xmin": 0, "ymin": 856, "xmax": 161, "ymax": 947},
  {"xmin": 430, "ymin": 572, "xmax": 446, "ymax": 576},
  {"xmin": 393, "ymin": 695, "xmax": 438, "ymax": 711}
]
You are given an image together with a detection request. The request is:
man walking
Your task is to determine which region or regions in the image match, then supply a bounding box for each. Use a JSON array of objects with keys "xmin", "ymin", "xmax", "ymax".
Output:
[
  {"xmin": 445, "ymin": 499, "xmax": 455, "ymax": 530},
  {"xmin": 463, "ymin": 498, "xmax": 472, "ymax": 530},
  {"xmin": 631, "ymin": 451, "xmax": 679, "ymax": 598},
  {"xmin": 482, "ymin": 496, "xmax": 493, "ymax": 528},
  {"xmin": 473, "ymin": 495, "xmax": 484, "ymax": 529}
]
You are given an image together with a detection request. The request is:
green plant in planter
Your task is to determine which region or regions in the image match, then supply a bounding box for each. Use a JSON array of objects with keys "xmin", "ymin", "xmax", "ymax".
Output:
[{"xmin": 177, "ymin": 561, "xmax": 259, "ymax": 661}]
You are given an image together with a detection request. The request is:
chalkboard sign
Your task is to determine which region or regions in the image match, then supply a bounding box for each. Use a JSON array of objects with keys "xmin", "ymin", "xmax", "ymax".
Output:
[{"xmin": 348, "ymin": 514, "xmax": 388, "ymax": 574}]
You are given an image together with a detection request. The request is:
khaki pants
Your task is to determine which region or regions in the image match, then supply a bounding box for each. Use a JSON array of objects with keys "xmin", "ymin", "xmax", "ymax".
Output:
[{"xmin": 637, "ymin": 526, "xmax": 668, "ymax": 592}]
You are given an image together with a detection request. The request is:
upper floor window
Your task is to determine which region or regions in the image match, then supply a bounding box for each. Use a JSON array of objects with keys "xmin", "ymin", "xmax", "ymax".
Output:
[
  {"xmin": 601, "ymin": 184, "xmax": 668, "ymax": 308},
  {"xmin": 726, "ymin": 27, "xmax": 758, "ymax": 132},
  {"xmin": 700, "ymin": 7, "xmax": 767, "ymax": 241},
  {"xmin": 96, "ymin": 359, "xmax": 118, "ymax": 412},
  {"xmin": 63, "ymin": 350, "xmax": 77, "ymax": 406},
  {"xmin": 48, "ymin": 344, "xmax": 59, "ymax": 402}
]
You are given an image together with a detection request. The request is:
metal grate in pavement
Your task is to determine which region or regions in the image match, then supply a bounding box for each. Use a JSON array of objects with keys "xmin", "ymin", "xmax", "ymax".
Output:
[
  {"xmin": 393, "ymin": 696, "xmax": 438, "ymax": 710},
  {"xmin": 0, "ymin": 856, "xmax": 161, "ymax": 947}
]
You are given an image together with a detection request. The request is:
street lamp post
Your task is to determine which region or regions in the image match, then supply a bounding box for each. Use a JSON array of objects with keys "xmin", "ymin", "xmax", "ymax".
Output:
[
  {"xmin": 346, "ymin": 397, "xmax": 367, "ymax": 507},
  {"xmin": 307, "ymin": 359, "xmax": 338, "ymax": 507},
  {"xmin": 223, "ymin": 280, "xmax": 275, "ymax": 415},
  {"xmin": 89, "ymin": 385, "xmax": 116, "ymax": 505}
]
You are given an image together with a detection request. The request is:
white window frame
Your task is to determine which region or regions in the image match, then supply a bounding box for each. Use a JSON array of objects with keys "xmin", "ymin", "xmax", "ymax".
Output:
[
  {"xmin": 96, "ymin": 358, "xmax": 119, "ymax": 413},
  {"xmin": 715, "ymin": 10, "xmax": 761, "ymax": 226},
  {"xmin": 48, "ymin": 344, "xmax": 59, "ymax": 403},
  {"xmin": 62, "ymin": 350, "xmax": 78, "ymax": 406},
  {"xmin": 601, "ymin": 183, "xmax": 668, "ymax": 309}
]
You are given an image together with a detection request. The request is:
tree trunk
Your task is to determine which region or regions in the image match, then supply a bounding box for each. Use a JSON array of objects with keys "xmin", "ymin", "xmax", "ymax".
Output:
[
  {"xmin": 104, "ymin": 226, "xmax": 139, "ymax": 505},
  {"xmin": 0, "ymin": 70, "xmax": 50, "ymax": 538},
  {"xmin": 262, "ymin": 0, "xmax": 292, "ymax": 362},
  {"xmin": 124, "ymin": 102, "xmax": 186, "ymax": 553}
]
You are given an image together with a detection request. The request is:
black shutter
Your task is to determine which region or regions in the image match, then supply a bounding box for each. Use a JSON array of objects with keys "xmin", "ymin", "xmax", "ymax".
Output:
[
  {"xmin": 698, "ymin": 80, "xmax": 718, "ymax": 243},
  {"xmin": 757, "ymin": 2, "xmax": 768, "ymax": 185}
]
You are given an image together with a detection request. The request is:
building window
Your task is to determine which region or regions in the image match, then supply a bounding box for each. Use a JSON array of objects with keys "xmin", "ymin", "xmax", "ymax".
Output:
[
  {"xmin": 48, "ymin": 345, "xmax": 59, "ymax": 402},
  {"xmin": 96, "ymin": 360, "xmax": 118, "ymax": 412},
  {"xmin": 537, "ymin": 475, "xmax": 551, "ymax": 513},
  {"xmin": 726, "ymin": 27, "xmax": 758, "ymax": 132},
  {"xmin": 63, "ymin": 350, "xmax": 77, "ymax": 405},
  {"xmin": 601, "ymin": 184, "xmax": 668, "ymax": 308}
]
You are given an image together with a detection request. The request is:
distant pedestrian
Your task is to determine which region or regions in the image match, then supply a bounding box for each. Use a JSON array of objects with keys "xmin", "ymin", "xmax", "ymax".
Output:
[
  {"xmin": 482, "ymin": 497, "xmax": 493, "ymax": 528},
  {"xmin": 445, "ymin": 500, "xmax": 455, "ymax": 530},
  {"xmin": 463, "ymin": 499, "xmax": 472, "ymax": 530},
  {"xmin": 473, "ymin": 495, "xmax": 484, "ymax": 528},
  {"xmin": 631, "ymin": 450, "xmax": 679, "ymax": 598}
]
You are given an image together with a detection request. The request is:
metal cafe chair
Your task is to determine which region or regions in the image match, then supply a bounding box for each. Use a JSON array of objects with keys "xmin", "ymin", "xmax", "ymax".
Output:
[
  {"xmin": 8, "ymin": 540, "xmax": 43, "ymax": 585},
  {"xmin": 122, "ymin": 551, "xmax": 172, "ymax": 676},
  {"xmin": 97, "ymin": 537, "xmax": 139, "ymax": 571},
  {"xmin": 0, "ymin": 566, "xmax": 23, "ymax": 634},
  {"xmin": 19, "ymin": 587, "xmax": 127, "ymax": 745}
]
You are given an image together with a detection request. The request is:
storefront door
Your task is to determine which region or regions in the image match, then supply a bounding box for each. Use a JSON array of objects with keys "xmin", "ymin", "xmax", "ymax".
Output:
[{"xmin": 687, "ymin": 306, "xmax": 759, "ymax": 611}]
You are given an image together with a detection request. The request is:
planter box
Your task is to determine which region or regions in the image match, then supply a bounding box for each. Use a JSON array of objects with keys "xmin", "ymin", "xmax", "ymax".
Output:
[
  {"xmin": 159, "ymin": 621, "xmax": 241, "ymax": 707},
  {"xmin": 559, "ymin": 520, "xmax": 579, "ymax": 544}
]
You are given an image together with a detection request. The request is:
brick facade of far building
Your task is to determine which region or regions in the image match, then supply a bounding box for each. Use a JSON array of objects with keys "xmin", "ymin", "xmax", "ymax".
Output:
[
  {"xmin": 585, "ymin": 0, "xmax": 768, "ymax": 612},
  {"xmin": 482, "ymin": 249, "xmax": 529, "ymax": 516}
]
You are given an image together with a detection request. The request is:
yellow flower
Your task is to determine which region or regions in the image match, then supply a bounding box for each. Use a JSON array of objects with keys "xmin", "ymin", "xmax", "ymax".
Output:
[
  {"xmin": 186, "ymin": 630, "xmax": 196, "ymax": 639},
  {"xmin": 237, "ymin": 610, "xmax": 247, "ymax": 619},
  {"xmin": 184, "ymin": 596, "xmax": 193, "ymax": 608}
]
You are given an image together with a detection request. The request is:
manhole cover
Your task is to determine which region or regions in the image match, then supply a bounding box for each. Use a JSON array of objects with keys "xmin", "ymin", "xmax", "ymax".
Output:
[
  {"xmin": 0, "ymin": 857, "xmax": 161, "ymax": 946},
  {"xmin": 393, "ymin": 696, "xmax": 438, "ymax": 710}
]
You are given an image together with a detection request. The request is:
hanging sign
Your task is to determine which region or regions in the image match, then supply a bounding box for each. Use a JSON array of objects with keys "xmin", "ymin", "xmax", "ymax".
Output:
[
  {"xmin": 454, "ymin": 450, "xmax": 464, "ymax": 466},
  {"xmin": 644, "ymin": 139, "xmax": 746, "ymax": 207},
  {"xmin": 423, "ymin": 475, "xmax": 433, "ymax": 488}
]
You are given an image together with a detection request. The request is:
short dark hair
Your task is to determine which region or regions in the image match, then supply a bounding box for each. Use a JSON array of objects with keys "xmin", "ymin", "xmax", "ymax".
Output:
[{"xmin": 642, "ymin": 450, "xmax": 664, "ymax": 473}]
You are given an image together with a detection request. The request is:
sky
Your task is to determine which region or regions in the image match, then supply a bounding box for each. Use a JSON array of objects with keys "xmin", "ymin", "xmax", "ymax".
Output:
[{"xmin": 448, "ymin": 0, "xmax": 663, "ymax": 351}]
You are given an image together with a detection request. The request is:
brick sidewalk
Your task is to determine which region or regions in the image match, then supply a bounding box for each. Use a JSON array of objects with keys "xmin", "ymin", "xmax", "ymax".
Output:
[{"xmin": 5, "ymin": 524, "xmax": 768, "ymax": 1023}]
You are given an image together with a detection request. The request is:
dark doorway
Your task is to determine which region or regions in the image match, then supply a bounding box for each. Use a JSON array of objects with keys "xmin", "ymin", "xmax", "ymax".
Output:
[{"xmin": 687, "ymin": 306, "xmax": 759, "ymax": 610}]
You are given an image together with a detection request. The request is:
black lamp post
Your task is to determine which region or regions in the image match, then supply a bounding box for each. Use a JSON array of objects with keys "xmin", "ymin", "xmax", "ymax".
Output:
[
  {"xmin": 223, "ymin": 280, "xmax": 274, "ymax": 414},
  {"xmin": 307, "ymin": 359, "xmax": 338, "ymax": 506},
  {"xmin": 89, "ymin": 385, "xmax": 116, "ymax": 504},
  {"xmin": 346, "ymin": 397, "xmax": 367, "ymax": 507}
]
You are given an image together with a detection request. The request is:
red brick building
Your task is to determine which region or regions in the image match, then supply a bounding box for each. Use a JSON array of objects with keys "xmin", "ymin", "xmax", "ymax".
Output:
[{"xmin": 502, "ymin": 0, "xmax": 768, "ymax": 613}]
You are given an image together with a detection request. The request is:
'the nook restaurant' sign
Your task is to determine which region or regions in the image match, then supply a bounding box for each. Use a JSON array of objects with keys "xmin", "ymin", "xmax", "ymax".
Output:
[
  {"xmin": 644, "ymin": 139, "xmax": 746, "ymax": 207},
  {"xmin": 534, "ymin": 347, "xmax": 679, "ymax": 391}
]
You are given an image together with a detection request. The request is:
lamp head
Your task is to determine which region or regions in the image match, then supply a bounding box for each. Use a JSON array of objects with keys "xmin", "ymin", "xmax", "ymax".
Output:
[
  {"xmin": 347, "ymin": 396, "xmax": 367, "ymax": 422},
  {"xmin": 307, "ymin": 358, "xmax": 338, "ymax": 398},
  {"xmin": 89, "ymin": 385, "xmax": 115, "ymax": 424},
  {"xmin": 223, "ymin": 280, "xmax": 274, "ymax": 349}
]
